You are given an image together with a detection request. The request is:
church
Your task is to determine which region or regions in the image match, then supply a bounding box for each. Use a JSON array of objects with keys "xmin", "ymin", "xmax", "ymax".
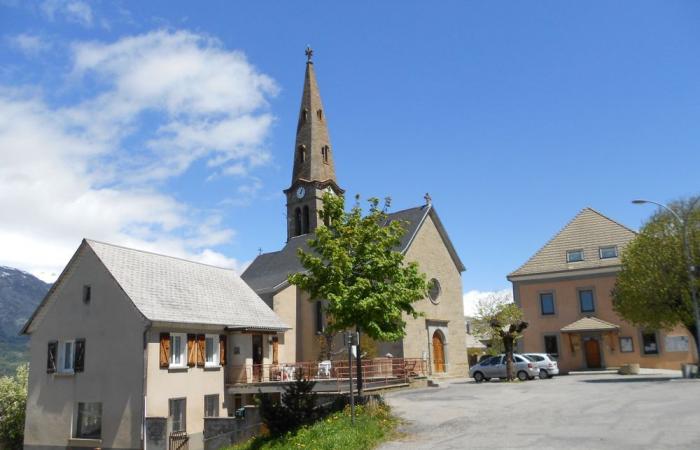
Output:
[{"xmin": 242, "ymin": 50, "xmax": 468, "ymax": 377}]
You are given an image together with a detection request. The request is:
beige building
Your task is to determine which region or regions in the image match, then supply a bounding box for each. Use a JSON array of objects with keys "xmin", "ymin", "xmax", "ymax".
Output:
[
  {"xmin": 242, "ymin": 53, "xmax": 468, "ymax": 377},
  {"xmin": 508, "ymin": 208, "xmax": 697, "ymax": 373},
  {"xmin": 22, "ymin": 239, "xmax": 288, "ymax": 450}
]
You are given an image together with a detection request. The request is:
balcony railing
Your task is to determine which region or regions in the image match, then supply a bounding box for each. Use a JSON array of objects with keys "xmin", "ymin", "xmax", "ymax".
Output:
[{"xmin": 225, "ymin": 357, "xmax": 428, "ymax": 386}]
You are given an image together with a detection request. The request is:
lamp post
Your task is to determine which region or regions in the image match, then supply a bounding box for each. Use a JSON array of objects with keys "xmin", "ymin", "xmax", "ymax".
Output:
[{"xmin": 632, "ymin": 199, "xmax": 700, "ymax": 366}]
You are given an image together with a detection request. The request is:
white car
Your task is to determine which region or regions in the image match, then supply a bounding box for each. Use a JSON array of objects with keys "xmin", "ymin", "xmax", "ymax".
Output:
[
  {"xmin": 469, "ymin": 354, "xmax": 540, "ymax": 382},
  {"xmin": 524, "ymin": 353, "xmax": 559, "ymax": 379}
]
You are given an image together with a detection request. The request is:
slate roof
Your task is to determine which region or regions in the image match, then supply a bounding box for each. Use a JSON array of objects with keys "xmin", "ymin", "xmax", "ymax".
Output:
[
  {"xmin": 23, "ymin": 240, "xmax": 289, "ymax": 333},
  {"xmin": 508, "ymin": 208, "xmax": 637, "ymax": 279},
  {"xmin": 561, "ymin": 316, "xmax": 619, "ymax": 333},
  {"xmin": 242, "ymin": 204, "xmax": 465, "ymax": 293}
]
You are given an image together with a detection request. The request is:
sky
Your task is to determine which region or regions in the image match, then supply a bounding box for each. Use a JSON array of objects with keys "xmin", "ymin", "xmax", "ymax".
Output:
[{"xmin": 1, "ymin": 1, "xmax": 699, "ymax": 316}]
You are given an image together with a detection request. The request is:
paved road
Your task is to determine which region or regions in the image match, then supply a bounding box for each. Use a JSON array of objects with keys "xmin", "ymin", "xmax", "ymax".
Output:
[{"xmin": 380, "ymin": 373, "xmax": 700, "ymax": 450}]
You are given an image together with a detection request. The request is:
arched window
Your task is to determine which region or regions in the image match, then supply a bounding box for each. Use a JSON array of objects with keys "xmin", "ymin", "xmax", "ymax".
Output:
[
  {"xmin": 321, "ymin": 146, "xmax": 329, "ymax": 163},
  {"xmin": 302, "ymin": 206, "xmax": 310, "ymax": 234},
  {"xmin": 294, "ymin": 208, "xmax": 302, "ymax": 236},
  {"xmin": 298, "ymin": 145, "xmax": 306, "ymax": 163}
]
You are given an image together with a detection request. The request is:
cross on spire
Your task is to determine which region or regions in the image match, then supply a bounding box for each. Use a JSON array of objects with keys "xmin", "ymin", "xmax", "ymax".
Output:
[{"xmin": 305, "ymin": 46, "xmax": 313, "ymax": 63}]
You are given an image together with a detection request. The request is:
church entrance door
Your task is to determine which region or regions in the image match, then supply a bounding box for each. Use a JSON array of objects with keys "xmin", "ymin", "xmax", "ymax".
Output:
[{"xmin": 432, "ymin": 331, "xmax": 445, "ymax": 373}]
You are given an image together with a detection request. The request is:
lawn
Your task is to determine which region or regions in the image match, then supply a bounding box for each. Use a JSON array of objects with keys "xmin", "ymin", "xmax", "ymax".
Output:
[{"xmin": 227, "ymin": 404, "xmax": 399, "ymax": 450}]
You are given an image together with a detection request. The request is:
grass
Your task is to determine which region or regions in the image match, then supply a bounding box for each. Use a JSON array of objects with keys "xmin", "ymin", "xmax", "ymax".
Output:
[{"xmin": 227, "ymin": 404, "xmax": 399, "ymax": 450}]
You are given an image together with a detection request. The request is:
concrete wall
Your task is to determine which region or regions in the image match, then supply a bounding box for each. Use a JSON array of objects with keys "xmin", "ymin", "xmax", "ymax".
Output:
[
  {"xmin": 24, "ymin": 246, "xmax": 147, "ymax": 450},
  {"xmin": 514, "ymin": 274, "xmax": 697, "ymax": 373},
  {"xmin": 272, "ymin": 287, "xmax": 297, "ymax": 363},
  {"xmin": 401, "ymin": 214, "xmax": 468, "ymax": 377}
]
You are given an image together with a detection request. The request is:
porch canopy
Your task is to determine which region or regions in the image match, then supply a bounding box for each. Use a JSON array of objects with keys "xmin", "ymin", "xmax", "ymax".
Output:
[{"xmin": 560, "ymin": 316, "xmax": 619, "ymax": 333}]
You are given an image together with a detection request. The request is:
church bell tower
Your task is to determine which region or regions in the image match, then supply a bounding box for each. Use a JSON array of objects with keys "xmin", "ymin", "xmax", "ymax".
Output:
[{"xmin": 284, "ymin": 47, "xmax": 344, "ymax": 241}]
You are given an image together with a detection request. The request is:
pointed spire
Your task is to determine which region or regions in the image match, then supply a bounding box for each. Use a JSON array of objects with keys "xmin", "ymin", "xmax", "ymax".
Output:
[{"xmin": 290, "ymin": 47, "xmax": 338, "ymax": 187}]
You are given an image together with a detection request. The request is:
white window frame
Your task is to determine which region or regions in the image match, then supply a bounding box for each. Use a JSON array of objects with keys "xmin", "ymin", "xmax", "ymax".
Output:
[
  {"xmin": 75, "ymin": 402, "xmax": 102, "ymax": 439},
  {"xmin": 204, "ymin": 334, "xmax": 219, "ymax": 367},
  {"xmin": 566, "ymin": 249, "xmax": 584, "ymax": 263},
  {"xmin": 599, "ymin": 245, "xmax": 618, "ymax": 259},
  {"xmin": 58, "ymin": 340, "xmax": 75, "ymax": 374},
  {"xmin": 169, "ymin": 333, "xmax": 187, "ymax": 369}
]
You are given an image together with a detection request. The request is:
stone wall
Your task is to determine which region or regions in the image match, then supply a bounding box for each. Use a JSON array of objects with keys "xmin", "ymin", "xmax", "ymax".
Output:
[{"xmin": 203, "ymin": 406, "xmax": 261, "ymax": 450}]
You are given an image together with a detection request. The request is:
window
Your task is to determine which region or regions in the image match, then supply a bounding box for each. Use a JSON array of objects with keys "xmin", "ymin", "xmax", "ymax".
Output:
[
  {"xmin": 315, "ymin": 301, "xmax": 324, "ymax": 333},
  {"xmin": 294, "ymin": 208, "xmax": 302, "ymax": 236},
  {"xmin": 170, "ymin": 333, "xmax": 187, "ymax": 368},
  {"xmin": 82, "ymin": 285, "xmax": 91, "ymax": 304},
  {"xmin": 58, "ymin": 340, "xmax": 74, "ymax": 373},
  {"xmin": 75, "ymin": 402, "xmax": 101, "ymax": 439},
  {"xmin": 302, "ymin": 206, "xmax": 310, "ymax": 234},
  {"xmin": 205, "ymin": 335, "xmax": 219, "ymax": 367},
  {"xmin": 566, "ymin": 249, "xmax": 584, "ymax": 262},
  {"xmin": 620, "ymin": 337, "xmax": 634, "ymax": 353},
  {"xmin": 428, "ymin": 279, "xmax": 441, "ymax": 304},
  {"xmin": 642, "ymin": 332, "xmax": 659, "ymax": 355},
  {"xmin": 321, "ymin": 146, "xmax": 329, "ymax": 163},
  {"xmin": 578, "ymin": 290, "xmax": 595, "ymax": 313},
  {"xmin": 169, "ymin": 398, "xmax": 186, "ymax": 432},
  {"xmin": 539, "ymin": 293, "xmax": 555, "ymax": 315},
  {"xmin": 298, "ymin": 145, "xmax": 306, "ymax": 163},
  {"xmin": 204, "ymin": 394, "xmax": 219, "ymax": 418},
  {"xmin": 599, "ymin": 246, "xmax": 618, "ymax": 259},
  {"xmin": 544, "ymin": 335, "xmax": 559, "ymax": 357},
  {"xmin": 317, "ymin": 109, "xmax": 323, "ymax": 120}
]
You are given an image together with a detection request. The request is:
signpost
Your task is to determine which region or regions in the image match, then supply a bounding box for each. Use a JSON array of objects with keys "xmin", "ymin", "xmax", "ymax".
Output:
[{"xmin": 345, "ymin": 331, "xmax": 359, "ymax": 424}]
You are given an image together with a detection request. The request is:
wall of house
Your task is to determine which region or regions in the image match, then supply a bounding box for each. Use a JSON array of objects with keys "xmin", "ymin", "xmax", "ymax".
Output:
[
  {"xmin": 297, "ymin": 289, "xmax": 323, "ymax": 362},
  {"xmin": 24, "ymin": 246, "xmax": 147, "ymax": 450},
  {"xmin": 272, "ymin": 286, "xmax": 297, "ymax": 363},
  {"xmin": 514, "ymin": 273, "xmax": 697, "ymax": 373},
  {"xmin": 145, "ymin": 326, "xmax": 230, "ymax": 450},
  {"xmin": 402, "ymin": 214, "xmax": 468, "ymax": 377}
]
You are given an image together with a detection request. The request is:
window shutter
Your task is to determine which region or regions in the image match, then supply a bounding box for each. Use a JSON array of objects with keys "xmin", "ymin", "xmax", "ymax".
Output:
[
  {"xmin": 219, "ymin": 335, "xmax": 227, "ymax": 366},
  {"xmin": 159, "ymin": 333, "xmax": 170, "ymax": 368},
  {"xmin": 47, "ymin": 341, "xmax": 57, "ymax": 373},
  {"xmin": 74, "ymin": 339, "xmax": 86, "ymax": 372},
  {"xmin": 197, "ymin": 334, "xmax": 205, "ymax": 367},
  {"xmin": 187, "ymin": 334, "xmax": 196, "ymax": 367}
]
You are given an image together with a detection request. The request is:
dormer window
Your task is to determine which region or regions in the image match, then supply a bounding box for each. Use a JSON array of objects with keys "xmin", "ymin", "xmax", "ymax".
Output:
[
  {"xmin": 566, "ymin": 249, "xmax": 584, "ymax": 263},
  {"xmin": 599, "ymin": 246, "xmax": 618, "ymax": 259},
  {"xmin": 321, "ymin": 146, "xmax": 329, "ymax": 164}
]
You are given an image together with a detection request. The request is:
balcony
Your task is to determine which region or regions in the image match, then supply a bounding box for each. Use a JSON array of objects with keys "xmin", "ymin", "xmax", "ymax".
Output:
[{"xmin": 225, "ymin": 357, "xmax": 428, "ymax": 394}]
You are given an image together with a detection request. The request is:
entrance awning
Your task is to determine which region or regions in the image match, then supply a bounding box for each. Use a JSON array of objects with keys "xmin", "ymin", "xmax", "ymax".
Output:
[{"xmin": 560, "ymin": 316, "xmax": 619, "ymax": 333}]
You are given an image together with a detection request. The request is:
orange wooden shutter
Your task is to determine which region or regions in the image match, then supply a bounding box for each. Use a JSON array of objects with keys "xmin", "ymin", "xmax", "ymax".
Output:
[
  {"xmin": 187, "ymin": 334, "xmax": 196, "ymax": 367},
  {"xmin": 197, "ymin": 334, "xmax": 205, "ymax": 367},
  {"xmin": 219, "ymin": 335, "xmax": 227, "ymax": 366},
  {"xmin": 159, "ymin": 333, "xmax": 170, "ymax": 368}
]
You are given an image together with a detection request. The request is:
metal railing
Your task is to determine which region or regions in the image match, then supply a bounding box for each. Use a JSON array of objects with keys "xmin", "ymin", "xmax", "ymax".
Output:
[{"xmin": 225, "ymin": 357, "xmax": 428, "ymax": 387}]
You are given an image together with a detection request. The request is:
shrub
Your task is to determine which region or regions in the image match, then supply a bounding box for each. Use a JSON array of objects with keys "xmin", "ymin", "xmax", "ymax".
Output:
[
  {"xmin": 258, "ymin": 369, "xmax": 318, "ymax": 435},
  {"xmin": 0, "ymin": 364, "xmax": 28, "ymax": 450}
]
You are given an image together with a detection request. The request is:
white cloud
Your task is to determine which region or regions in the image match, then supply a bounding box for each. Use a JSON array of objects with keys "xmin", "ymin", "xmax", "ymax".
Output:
[
  {"xmin": 0, "ymin": 30, "xmax": 278, "ymax": 282},
  {"xmin": 40, "ymin": 0, "xmax": 93, "ymax": 27},
  {"xmin": 463, "ymin": 288, "xmax": 513, "ymax": 317},
  {"xmin": 8, "ymin": 33, "xmax": 51, "ymax": 56}
]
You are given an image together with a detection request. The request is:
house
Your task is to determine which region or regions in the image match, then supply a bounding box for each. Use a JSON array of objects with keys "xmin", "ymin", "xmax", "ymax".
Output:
[
  {"xmin": 507, "ymin": 207, "xmax": 697, "ymax": 373},
  {"xmin": 21, "ymin": 239, "xmax": 288, "ymax": 450},
  {"xmin": 241, "ymin": 52, "xmax": 469, "ymax": 377}
]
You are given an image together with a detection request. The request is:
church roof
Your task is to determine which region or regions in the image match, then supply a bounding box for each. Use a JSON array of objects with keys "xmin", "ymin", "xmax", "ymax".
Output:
[
  {"xmin": 507, "ymin": 208, "xmax": 637, "ymax": 280},
  {"xmin": 242, "ymin": 204, "xmax": 465, "ymax": 294},
  {"xmin": 22, "ymin": 239, "xmax": 289, "ymax": 334}
]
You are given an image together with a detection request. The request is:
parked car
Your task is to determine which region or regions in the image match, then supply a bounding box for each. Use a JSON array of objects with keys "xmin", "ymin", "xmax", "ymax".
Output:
[
  {"xmin": 524, "ymin": 353, "xmax": 559, "ymax": 379},
  {"xmin": 469, "ymin": 353, "xmax": 540, "ymax": 382}
]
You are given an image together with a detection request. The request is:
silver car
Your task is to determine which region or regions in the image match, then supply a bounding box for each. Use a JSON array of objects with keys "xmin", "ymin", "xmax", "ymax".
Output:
[
  {"xmin": 524, "ymin": 353, "xmax": 559, "ymax": 379},
  {"xmin": 469, "ymin": 354, "xmax": 540, "ymax": 382}
]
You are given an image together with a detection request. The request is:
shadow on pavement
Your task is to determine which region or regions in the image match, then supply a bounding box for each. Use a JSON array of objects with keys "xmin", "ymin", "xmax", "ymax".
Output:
[{"xmin": 580, "ymin": 377, "xmax": 675, "ymax": 383}]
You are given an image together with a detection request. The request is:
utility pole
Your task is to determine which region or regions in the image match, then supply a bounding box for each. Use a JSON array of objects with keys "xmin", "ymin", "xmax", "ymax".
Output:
[
  {"xmin": 355, "ymin": 327, "xmax": 364, "ymax": 395},
  {"xmin": 346, "ymin": 331, "xmax": 358, "ymax": 424}
]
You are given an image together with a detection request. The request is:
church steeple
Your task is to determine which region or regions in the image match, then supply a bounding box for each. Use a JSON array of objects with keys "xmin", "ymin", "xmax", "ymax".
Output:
[
  {"xmin": 290, "ymin": 47, "xmax": 338, "ymax": 187},
  {"xmin": 284, "ymin": 48, "xmax": 343, "ymax": 241}
]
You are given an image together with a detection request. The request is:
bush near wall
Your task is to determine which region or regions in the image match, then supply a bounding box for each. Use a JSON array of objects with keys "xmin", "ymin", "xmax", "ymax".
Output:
[{"xmin": 0, "ymin": 364, "xmax": 28, "ymax": 450}]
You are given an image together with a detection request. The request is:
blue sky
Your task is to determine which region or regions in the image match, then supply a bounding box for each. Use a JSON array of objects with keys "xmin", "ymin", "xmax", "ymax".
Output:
[{"xmin": 1, "ymin": 1, "xmax": 699, "ymax": 314}]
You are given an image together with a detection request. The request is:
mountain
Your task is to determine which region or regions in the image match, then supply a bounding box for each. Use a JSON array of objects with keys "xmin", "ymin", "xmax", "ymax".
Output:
[{"xmin": 0, "ymin": 266, "xmax": 51, "ymax": 375}]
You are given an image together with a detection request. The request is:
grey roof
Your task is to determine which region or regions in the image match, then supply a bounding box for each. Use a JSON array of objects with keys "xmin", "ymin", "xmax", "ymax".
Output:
[
  {"xmin": 23, "ymin": 240, "xmax": 288, "ymax": 333},
  {"xmin": 242, "ymin": 204, "xmax": 465, "ymax": 293},
  {"xmin": 508, "ymin": 208, "xmax": 637, "ymax": 279}
]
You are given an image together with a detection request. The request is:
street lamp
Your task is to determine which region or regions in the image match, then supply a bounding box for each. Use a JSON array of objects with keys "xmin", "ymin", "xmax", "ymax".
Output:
[{"xmin": 632, "ymin": 199, "xmax": 700, "ymax": 367}]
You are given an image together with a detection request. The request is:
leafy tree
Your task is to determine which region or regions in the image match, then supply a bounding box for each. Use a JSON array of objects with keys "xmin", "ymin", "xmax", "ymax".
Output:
[
  {"xmin": 613, "ymin": 196, "xmax": 700, "ymax": 353},
  {"xmin": 0, "ymin": 364, "xmax": 28, "ymax": 450},
  {"xmin": 289, "ymin": 193, "xmax": 428, "ymax": 342},
  {"xmin": 473, "ymin": 294, "xmax": 528, "ymax": 381}
]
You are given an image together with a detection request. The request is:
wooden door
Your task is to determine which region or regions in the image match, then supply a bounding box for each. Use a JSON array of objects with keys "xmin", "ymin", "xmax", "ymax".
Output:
[
  {"xmin": 432, "ymin": 332, "xmax": 445, "ymax": 373},
  {"xmin": 272, "ymin": 337, "xmax": 279, "ymax": 365},
  {"xmin": 585, "ymin": 339, "xmax": 601, "ymax": 368},
  {"xmin": 252, "ymin": 334, "xmax": 263, "ymax": 381}
]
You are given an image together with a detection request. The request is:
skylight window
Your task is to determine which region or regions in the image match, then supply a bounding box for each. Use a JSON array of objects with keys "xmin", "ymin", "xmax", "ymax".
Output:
[
  {"xmin": 566, "ymin": 249, "xmax": 584, "ymax": 263},
  {"xmin": 599, "ymin": 246, "xmax": 618, "ymax": 259}
]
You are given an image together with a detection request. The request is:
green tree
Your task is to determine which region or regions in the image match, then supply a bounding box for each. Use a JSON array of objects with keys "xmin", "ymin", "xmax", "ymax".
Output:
[
  {"xmin": 473, "ymin": 294, "xmax": 528, "ymax": 381},
  {"xmin": 289, "ymin": 193, "xmax": 429, "ymax": 389},
  {"xmin": 0, "ymin": 364, "xmax": 28, "ymax": 450},
  {"xmin": 613, "ymin": 197, "xmax": 700, "ymax": 355},
  {"xmin": 258, "ymin": 370, "xmax": 318, "ymax": 436}
]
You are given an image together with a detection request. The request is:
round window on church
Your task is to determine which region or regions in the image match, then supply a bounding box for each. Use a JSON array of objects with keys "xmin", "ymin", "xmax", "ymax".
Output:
[{"xmin": 428, "ymin": 278, "xmax": 441, "ymax": 304}]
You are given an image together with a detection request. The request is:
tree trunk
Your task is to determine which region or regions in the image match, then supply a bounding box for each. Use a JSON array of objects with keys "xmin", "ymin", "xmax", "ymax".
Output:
[
  {"xmin": 503, "ymin": 335, "xmax": 515, "ymax": 381},
  {"xmin": 685, "ymin": 323, "xmax": 698, "ymax": 365}
]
